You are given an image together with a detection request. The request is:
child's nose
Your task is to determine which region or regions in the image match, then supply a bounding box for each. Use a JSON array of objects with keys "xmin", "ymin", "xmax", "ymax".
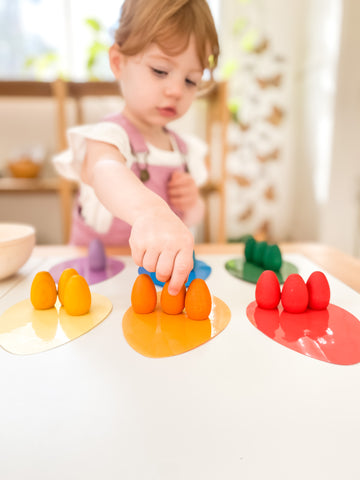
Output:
[{"xmin": 164, "ymin": 78, "xmax": 183, "ymax": 98}]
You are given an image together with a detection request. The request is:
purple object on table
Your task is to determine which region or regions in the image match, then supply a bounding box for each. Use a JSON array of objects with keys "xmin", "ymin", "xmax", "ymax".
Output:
[
  {"xmin": 88, "ymin": 238, "xmax": 107, "ymax": 271},
  {"xmin": 49, "ymin": 239, "xmax": 125, "ymax": 285}
]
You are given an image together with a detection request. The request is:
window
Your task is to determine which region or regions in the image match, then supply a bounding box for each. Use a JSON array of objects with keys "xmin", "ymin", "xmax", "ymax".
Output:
[{"xmin": 0, "ymin": 0, "xmax": 220, "ymax": 80}]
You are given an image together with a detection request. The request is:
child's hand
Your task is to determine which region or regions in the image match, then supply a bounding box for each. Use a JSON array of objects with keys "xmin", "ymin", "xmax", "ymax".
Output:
[
  {"xmin": 168, "ymin": 170, "xmax": 200, "ymax": 212},
  {"xmin": 129, "ymin": 206, "xmax": 194, "ymax": 295}
]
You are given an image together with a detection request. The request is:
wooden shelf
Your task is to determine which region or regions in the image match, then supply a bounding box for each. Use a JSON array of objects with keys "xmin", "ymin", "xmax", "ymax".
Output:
[
  {"xmin": 0, "ymin": 177, "xmax": 77, "ymax": 193},
  {"xmin": 0, "ymin": 80, "xmax": 119, "ymax": 98}
]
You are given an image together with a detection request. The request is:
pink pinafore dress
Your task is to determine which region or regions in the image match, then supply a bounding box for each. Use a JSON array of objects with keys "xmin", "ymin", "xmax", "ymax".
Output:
[{"xmin": 69, "ymin": 113, "xmax": 188, "ymax": 246}]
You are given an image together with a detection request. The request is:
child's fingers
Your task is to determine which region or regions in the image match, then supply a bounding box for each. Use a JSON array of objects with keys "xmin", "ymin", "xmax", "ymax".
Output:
[
  {"xmin": 168, "ymin": 169, "xmax": 184, "ymax": 183},
  {"xmin": 142, "ymin": 248, "xmax": 160, "ymax": 273},
  {"xmin": 130, "ymin": 244, "xmax": 145, "ymax": 267},
  {"xmin": 167, "ymin": 248, "xmax": 193, "ymax": 296},
  {"xmin": 168, "ymin": 183, "xmax": 198, "ymax": 210},
  {"xmin": 155, "ymin": 248, "xmax": 184, "ymax": 283},
  {"xmin": 168, "ymin": 183, "xmax": 193, "ymax": 198},
  {"xmin": 168, "ymin": 172, "xmax": 194, "ymax": 188}
]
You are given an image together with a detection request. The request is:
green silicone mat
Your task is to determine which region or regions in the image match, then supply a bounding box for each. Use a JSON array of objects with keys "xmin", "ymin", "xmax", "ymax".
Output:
[{"xmin": 225, "ymin": 257, "xmax": 298, "ymax": 284}]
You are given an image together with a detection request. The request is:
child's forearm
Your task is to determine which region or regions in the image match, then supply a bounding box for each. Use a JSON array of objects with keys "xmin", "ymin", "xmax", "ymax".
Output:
[
  {"xmin": 91, "ymin": 158, "xmax": 167, "ymax": 225},
  {"xmin": 83, "ymin": 140, "xmax": 169, "ymax": 224}
]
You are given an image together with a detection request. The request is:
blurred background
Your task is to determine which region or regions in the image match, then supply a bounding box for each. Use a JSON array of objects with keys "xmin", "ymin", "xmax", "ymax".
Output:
[{"xmin": 0, "ymin": 0, "xmax": 359, "ymax": 257}]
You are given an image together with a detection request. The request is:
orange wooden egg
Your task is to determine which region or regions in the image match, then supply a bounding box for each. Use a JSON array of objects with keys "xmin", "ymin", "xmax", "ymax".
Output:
[
  {"xmin": 58, "ymin": 267, "xmax": 78, "ymax": 305},
  {"xmin": 160, "ymin": 281, "xmax": 186, "ymax": 314},
  {"xmin": 185, "ymin": 278, "xmax": 212, "ymax": 320},
  {"xmin": 30, "ymin": 271, "xmax": 57, "ymax": 310},
  {"xmin": 131, "ymin": 274, "xmax": 157, "ymax": 314},
  {"xmin": 63, "ymin": 274, "xmax": 91, "ymax": 316}
]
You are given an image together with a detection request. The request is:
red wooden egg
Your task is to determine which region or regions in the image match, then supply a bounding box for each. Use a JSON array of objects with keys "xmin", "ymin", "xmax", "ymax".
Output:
[
  {"xmin": 306, "ymin": 271, "xmax": 330, "ymax": 310},
  {"xmin": 281, "ymin": 274, "xmax": 309, "ymax": 313},
  {"xmin": 255, "ymin": 270, "xmax": 281, "ymax": 309}
]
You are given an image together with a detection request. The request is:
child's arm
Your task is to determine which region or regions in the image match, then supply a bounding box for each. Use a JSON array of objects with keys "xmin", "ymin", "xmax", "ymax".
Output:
[
  {"xmin": 82, "ymin": 139, "xmax": 194, "ymax": 295},
  {"xmin": 167, "ymin": 170, "xmax": 205, "ymax": 226}
]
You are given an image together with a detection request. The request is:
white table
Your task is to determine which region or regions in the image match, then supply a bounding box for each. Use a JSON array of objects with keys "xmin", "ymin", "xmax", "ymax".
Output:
[{"xmin": 0, "ymin": 244, "xmax": 359, "ymax": 480}]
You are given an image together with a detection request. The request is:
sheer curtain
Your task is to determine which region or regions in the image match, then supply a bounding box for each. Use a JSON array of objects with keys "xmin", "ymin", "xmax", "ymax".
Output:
[{"xmin": 291, "ymin": 0, "xmax": 342, "ymax": 243}]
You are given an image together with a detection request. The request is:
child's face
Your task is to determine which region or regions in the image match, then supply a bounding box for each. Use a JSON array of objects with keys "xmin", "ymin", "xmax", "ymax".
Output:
[{"xmin": 115, "ymin": 35, "xmax": 204, "ymax": 128}]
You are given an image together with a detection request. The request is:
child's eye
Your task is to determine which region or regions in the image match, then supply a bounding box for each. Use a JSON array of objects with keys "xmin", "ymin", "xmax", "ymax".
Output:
[
  {"xmin": 151, "ymin": 67, "xmax": 168, "ymax": 77},
  {"xmin": 185, "ymin": 78, "xmax": 198, "ymax": 87}
]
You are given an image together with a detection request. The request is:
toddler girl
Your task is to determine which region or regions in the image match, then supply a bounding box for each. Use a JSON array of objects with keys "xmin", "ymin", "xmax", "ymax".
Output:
[{"xmin": 53, "ymin": 0, "xmax": 219, "ymax": 295}]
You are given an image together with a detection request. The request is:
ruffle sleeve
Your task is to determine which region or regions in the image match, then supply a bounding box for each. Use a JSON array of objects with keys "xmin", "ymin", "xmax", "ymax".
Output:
[
  {"xmin": 52, "ymin": 122, "xmax": 133, "ymax": 181},
  {"xmin": 52, "ymin": 122, "xmax": 133, "ymax": 234}
]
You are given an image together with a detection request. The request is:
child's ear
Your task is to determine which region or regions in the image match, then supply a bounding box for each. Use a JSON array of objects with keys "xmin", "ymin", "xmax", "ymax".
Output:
[{"xmin": 109, "ymin": 43, "xmax": 124, "ymax": 78}]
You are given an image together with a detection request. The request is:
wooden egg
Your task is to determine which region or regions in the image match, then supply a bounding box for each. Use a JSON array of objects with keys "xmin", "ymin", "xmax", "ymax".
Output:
[
  {"xmin": 255, "ymin": 270, "xmax": 281, "ymax": 309},
  {"xmin": 281, "ymin": 274, "xmax": 308, "ymax": 314},
  {"xmin": 185, "ymin": 279, "xmax": 212, "ymax": 321},
  {"xmin": 306, "ymin": 271, "xmax": 330, "ymax": 310},
  {"xmin": 131, "ymin": 274, "xmax": 157, "ymax": 314},
  {"xmin": 58, "ymin": 268, "xmax": 78, "ymax": 305},
  {"xmin": 30, "ymin": 271, "xmax": 57, "ymax": 310},
  {"xmin": 161, "ymin": 281, "xmax": 186, "ymax": 314},
  {"xmin": 63, "ymin": 274, "xmax": 91, "ymax": 316}
]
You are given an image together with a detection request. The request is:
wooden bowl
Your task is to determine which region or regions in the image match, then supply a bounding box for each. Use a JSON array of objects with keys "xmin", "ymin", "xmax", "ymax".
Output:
[
  {"xmin": 8, "ymin": 157, "xmax": 42, "ymax": 178},
  {"xmin": 0, "ymin": 223, "xmax": 36, "ymax": 280}
]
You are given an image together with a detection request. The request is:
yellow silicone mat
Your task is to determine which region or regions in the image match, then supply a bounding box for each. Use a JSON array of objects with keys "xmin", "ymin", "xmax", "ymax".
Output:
[{"xmin": 0, "ymin": 293, "xmax": 112, "ymax": 355}]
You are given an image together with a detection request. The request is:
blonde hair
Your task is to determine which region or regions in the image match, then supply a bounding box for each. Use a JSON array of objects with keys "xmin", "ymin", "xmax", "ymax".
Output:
[{"xmin": 114, "ymin": 0, "xmax": 219, "ymax": 77}]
